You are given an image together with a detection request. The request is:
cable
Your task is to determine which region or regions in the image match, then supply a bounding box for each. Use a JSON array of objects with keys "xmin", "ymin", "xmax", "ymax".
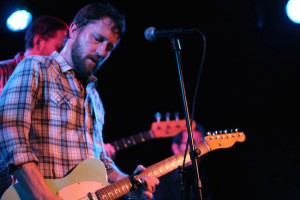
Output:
[{"xmin": 180, "ymin": 30, "xmax": 207, "ymax": 200}]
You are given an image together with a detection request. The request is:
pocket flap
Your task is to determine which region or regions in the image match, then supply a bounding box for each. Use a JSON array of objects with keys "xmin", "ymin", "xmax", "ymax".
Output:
[{"xmin": 50, "ymin": 90, "xmax": 77, "ymax": 108}]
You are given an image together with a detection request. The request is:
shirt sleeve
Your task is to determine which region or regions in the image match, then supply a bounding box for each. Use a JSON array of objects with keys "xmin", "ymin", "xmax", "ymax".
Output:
[{"xmin": 0, "ymin": 57, "xmax": 41, "ymax": 173}]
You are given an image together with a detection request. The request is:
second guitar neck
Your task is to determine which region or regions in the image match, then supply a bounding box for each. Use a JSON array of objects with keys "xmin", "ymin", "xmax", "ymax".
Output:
[{"xmin": 110, "ymin": 130, "xmax": 154, "ymax": 151}]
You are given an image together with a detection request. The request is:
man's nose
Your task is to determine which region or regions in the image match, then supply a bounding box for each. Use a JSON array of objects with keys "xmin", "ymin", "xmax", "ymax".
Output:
[{"xmin": 96, "ymin": 43, "xmax": 107, "ymax": 56}]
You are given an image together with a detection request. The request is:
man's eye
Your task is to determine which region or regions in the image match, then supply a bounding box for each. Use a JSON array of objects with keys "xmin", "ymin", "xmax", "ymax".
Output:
[
  {"xmin": 95, "ymin": 36, "xmax": 105, "ymax": 43},
  {"xmin": 106, "ymin": 44, "xmax": 114, "ymax": 52}
]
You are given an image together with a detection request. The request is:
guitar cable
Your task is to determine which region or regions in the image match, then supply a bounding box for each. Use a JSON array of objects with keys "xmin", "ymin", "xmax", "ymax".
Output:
[{"xmin": 180, "ymin": 29, "xmax": 207, "ymax": 200}]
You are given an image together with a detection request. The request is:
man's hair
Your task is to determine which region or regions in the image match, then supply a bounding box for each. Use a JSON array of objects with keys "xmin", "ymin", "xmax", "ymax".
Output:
[
  {"xmin": 71, "ymin": 2, "xmax": 126, "ymax": 38},
  {"xmin": 172, "ymin": 123, "xmax": 205, "ymax": 145},
  {"xmin": 24, "ymin": 15, "xmax": 69, "ymax": 49}
]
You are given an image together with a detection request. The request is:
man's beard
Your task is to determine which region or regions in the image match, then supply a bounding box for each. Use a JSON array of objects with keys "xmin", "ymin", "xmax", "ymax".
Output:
[{"xmin": 71, "ymin": 37, "xmax": 88, "ymax": 79}]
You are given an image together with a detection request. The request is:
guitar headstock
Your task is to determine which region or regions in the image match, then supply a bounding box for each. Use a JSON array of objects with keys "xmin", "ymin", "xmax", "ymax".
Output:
[
  {"xmin": 205, "ymin": 129, "xmax": 246, "ymax": 150},
  {"xmin": 151, "ymin": 112, "xmax": 196, "ymax": 138}
]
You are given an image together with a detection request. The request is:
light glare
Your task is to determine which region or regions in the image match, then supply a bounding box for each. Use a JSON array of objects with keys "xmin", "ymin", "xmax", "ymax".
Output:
[
  {"xmin": 286, "ymin": 0, "xmax": 300, "ymax": 24},
  {"xmin": 6, "ymin": 10, "xmax": 32, "ymax": 32}
]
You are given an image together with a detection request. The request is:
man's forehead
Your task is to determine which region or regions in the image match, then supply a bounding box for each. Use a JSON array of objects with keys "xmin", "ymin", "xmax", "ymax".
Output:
[
  {"xmin": 101, "ymin": 17, "xmax": 114, "ymax": 27},
  {"xmin": 94, "ymin": 17, "xmax": 119, "ymax": 35}
]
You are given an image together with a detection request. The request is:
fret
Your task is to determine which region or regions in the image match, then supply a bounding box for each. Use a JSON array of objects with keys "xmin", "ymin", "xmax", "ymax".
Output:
[
  {"xmin": 112, "ymin": 141, "xmax": 120, "ymax": 151},
  {"xmin": 158, "ymin": 168, "xmax": 163, "ymax": 175},
  {"xmin": 164, "ymin": 163, "xmax": 169, "ymax": 171},
  {"xmin": 110, "ymin": 131, "xmax": 153, "ymax": 151},
  {"xmin": 147, "ymin": 166, "xmax": 155, "ymax": 177},
  {"xmin": 104, "ymin": 184, "xmax": 113, "ymax": 200},
  {"xmin": 121, "ymin": 138, "xmax": 128, "ymax": 148},
  {"xmin": 96, "ymin": 186, "xmax": 106, "ymax": 200},
  {"xmin": 130, "ymin": 135, "xmax": 136, "ymax": 145},
  {"xmin": 152, "ymin": 164, "xmax": 160, "ymax": 178},
  {"xmin": 116, "ymin": 179, "xmax": 126, "ymax": 197},
  {"xmin": 139, "ymin": 132, "xmax": 145, "ymax": 142},
  {"xmin": 107, "ymin": 190, "xmax": 114, "ymax": 200},
  {"xmin": 111, "ymin": 183, "xmax": 118, "ymax": 198},
  {"xmin": 120, "ymin": 181, "xmax": 129, "ymax": 195},
  {"xmin": 167, "ymin": 157, "xmax": 177, "ymax": 171}
]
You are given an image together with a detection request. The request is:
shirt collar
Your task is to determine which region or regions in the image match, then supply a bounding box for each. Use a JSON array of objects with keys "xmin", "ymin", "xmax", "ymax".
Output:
[{"xmin": 52, "ymin": 51, "xmax": 73, "ymax": 73}]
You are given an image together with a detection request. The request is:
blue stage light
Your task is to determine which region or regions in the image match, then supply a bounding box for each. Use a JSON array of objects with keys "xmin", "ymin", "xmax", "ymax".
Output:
[
  {"xmin": 6, "ymin": 10, "xmax": 32, "ymax": 32},
  {"xmin": 286, "ymin": 0, "xmax": 300, "ymax": 24}
]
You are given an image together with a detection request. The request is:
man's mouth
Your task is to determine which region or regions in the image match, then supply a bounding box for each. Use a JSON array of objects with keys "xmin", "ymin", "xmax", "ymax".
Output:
[{"xmin": 89, "ymin": 56, "xmax": 99, "ymax": 66}]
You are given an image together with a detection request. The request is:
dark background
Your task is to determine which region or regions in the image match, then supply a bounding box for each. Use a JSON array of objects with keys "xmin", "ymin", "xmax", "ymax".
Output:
[{"xmin": 0, "ymin": 0, "xmax": 299, "ymax": 199}]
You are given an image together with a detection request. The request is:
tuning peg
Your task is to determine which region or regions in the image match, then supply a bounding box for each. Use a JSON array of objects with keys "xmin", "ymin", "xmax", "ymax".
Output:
[
  {"xmin": 174, "ymin": 111, "xmax": 180, "ymax": 120},
  {"xmin": 207, "ymin": 131, "xmax": 211, "ymax": 136},
  {"xmin": 224, "ymin": 129, "xmax": 228, "ymax": 133},
  {"xmin": 235, "ymin": 128, "xmax": 239, "ymax": 132},
  {"xmin": 165, "ymin": 112, "xmax": 170, "ymax": 121},
  {"xmin": 154, "ymin": 112, "xmax": 161, "ymax": 122}
]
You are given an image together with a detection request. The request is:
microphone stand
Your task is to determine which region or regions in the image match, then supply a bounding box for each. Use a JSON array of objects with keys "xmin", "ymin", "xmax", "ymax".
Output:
[{"xmin": 170, "ymin": 37, "xmax": 202, "ymax": 200}]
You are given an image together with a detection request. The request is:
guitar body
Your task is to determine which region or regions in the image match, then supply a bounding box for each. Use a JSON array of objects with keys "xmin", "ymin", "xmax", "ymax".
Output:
[{"xmin": 1, "ymin": 158, "xmax": 109, "ymax": 200}]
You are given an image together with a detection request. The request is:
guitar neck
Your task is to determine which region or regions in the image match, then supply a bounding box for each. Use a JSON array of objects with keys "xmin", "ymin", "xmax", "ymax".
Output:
[
  {"xmin": 95, "ymin": 141, "xmax": 211, "ymax": 200},
  {"xmin": 109, "ymin": 130, "xmax": 154, "ymax": 151}
]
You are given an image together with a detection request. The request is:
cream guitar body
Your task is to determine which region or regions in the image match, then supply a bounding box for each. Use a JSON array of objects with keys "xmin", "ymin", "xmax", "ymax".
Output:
[{"xmin": 2, "ymin": 159, "xmax": 109, "ymax": 200}]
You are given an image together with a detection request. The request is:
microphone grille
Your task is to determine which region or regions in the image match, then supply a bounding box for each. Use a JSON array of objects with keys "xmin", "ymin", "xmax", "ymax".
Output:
[{"xmin": 144, "ymin": 27, "xmax": 156, "ymax": 41}]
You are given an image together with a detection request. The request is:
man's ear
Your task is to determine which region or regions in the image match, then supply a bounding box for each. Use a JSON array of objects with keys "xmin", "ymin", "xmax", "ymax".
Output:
[
  {"xmin": 69, "ymin": 22, "xmax": 79, "ymax": 39},
  {"xmin": 171, "ymin": 143, "xmax": 180, "ymax": 155},
  {"xmin": 32, "ymin": 34, "xmax": 42, "ymax": 50}
]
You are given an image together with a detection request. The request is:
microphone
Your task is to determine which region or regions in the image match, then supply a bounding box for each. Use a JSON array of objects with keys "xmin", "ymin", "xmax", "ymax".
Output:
[{"xmin": 144, "ymin": 27, "xmax": 199, "ymax": 41}]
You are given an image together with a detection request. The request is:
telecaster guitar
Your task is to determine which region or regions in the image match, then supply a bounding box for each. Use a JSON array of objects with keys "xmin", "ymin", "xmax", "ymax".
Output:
[
  {"xmin": 109, "ymin": 119, "xmax": 196, "ymax": 151},
  {"xmin": 2, "ymin": 130, "xmax": 245, "ymax": 200}
]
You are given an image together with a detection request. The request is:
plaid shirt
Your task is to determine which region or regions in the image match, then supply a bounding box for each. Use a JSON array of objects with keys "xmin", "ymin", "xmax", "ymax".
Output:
[
  {"xmin": 0, "ymin": 51, "xmax": 125, "ymax": 184},
  {"xmin": 0, "ymin": 52, "xmax": 25, "ymax": 97},
  {"xmin": 0, "ymin": 52, "xmax": 25, "ymax": 196}
]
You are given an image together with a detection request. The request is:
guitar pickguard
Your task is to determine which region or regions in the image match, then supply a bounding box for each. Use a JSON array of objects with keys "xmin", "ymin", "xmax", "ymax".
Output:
[{"xmin": 57, "ymin": 181, "xmax": 105, "ymax": 199}]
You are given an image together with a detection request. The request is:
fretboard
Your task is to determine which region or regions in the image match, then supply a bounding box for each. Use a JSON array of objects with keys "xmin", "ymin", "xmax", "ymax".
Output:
[
  {"xmin": 95, "ymin": 141, "xmax": 210, "ymax": 200},
  {"xmin": 109, "ymin": 130, "xmax": 154, "ymax": 151}
]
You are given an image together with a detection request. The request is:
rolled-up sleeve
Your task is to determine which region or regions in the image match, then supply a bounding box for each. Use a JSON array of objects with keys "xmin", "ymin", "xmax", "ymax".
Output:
[{"xmin": 0, "ymin": 57, "xmax": 40, "ymax": 173}]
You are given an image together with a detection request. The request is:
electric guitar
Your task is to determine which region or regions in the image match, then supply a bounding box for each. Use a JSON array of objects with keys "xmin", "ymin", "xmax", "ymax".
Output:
[
  {"xmin": 2, "ymin": 130, "xmax": 246, "ymax": 200},
  {"xmin": 109, "ymin": 119, "xmax": 196, "ymax": 151}
]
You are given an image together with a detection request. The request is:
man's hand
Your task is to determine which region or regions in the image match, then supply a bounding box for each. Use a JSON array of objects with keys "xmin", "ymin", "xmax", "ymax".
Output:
[
  {"xmin": 128, "ymin": 165, "xmax": 159, "ymax": 199},
  {"xmin": 103, "ymin": 143, "xmax": 116, "ymax": 160}
]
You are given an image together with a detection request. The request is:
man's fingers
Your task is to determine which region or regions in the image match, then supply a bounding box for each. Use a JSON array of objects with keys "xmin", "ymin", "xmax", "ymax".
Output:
[{"xmin": 140, "ymin": 175, "xmax": 159, "ymax": 193}]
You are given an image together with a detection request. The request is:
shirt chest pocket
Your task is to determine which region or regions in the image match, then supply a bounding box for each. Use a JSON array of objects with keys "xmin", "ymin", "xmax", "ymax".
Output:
[
  {"xmin": 50, "ymin": 90, "xmax": 77, "ymax": 108},
  {"xmin": 50, "ymin": 90, "xmax": 79, "ymax": 129}
]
